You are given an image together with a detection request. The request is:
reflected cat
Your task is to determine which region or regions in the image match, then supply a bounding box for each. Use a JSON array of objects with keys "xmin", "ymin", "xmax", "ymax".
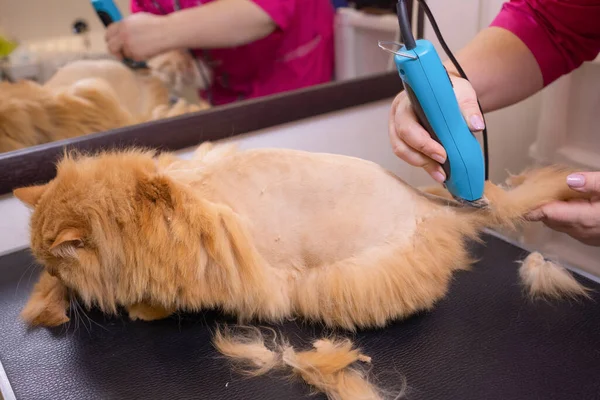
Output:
[{"xmin": 0, "ymin": 49, "xmax": 210, "ymax": 153}]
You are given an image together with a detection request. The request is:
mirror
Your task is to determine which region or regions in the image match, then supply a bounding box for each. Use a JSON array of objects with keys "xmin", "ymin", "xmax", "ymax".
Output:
[{"xmin": 0, "ymin": 0, "xmax": 422, "ymax": 155}]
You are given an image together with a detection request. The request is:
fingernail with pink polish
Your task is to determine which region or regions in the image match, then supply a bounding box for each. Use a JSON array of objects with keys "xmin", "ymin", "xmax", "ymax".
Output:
[
  {"xmin": 567, "ymin": 173, "xmax": 585, "ymax": 188},
  {"xmin": 469, "ymin": 115, "xmax": 485, "ymax": 131},
  {"xmin": 432, "ymin": 171, "xmax": 445, "ymax": 183}
]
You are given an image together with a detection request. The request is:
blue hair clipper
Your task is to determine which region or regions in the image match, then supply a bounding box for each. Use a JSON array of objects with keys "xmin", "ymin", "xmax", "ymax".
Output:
[
  {"xmin": 383, "ymin": 0, "xmax": 487, "ymax": 207},
  {"xmin": 90, "ymin": 0, "xmax": 149, "ymax": 70}
]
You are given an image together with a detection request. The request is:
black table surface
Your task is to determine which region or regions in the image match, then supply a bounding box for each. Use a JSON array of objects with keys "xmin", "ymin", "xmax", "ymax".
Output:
[{"xmin": 1, "ymin": 232, "xmax": 600, "ymax": 400}]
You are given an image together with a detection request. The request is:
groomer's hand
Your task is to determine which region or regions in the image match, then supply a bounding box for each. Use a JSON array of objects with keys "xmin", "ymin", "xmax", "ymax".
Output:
[
  {"xmin": 105, "ymin": 13, "xmax": 170, "ymax": 61},
  {"xmin": 388, "ymin": 72, "xmax": 485, "ymax": 183},
  {"xmin": 527, "ymin": 172, "xmax": 600, "ymax": 246}
]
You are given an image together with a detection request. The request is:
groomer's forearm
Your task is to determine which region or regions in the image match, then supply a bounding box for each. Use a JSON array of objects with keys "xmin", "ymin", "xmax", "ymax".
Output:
[
  {"xmin": 161, "ymin": 0, "xmax": 276, "ymax": 49},
  {"xmin": 443, "ymin": 27, "xmax": 544, "ymax": 113}
]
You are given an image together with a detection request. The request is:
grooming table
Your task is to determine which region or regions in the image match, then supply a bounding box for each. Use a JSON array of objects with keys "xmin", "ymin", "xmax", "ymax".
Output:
[{"xmin": 1, "ymin": 232, "xmax": 599, "ymax": 400}]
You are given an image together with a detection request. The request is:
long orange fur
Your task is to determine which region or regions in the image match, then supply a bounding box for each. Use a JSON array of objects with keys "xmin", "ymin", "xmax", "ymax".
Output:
[
  {"xmin": 0, "ymin": 54, "xmax": 208, "ymax": 153},
  {"xmin": 13, "ymin": 142, "xmax": 593, "ymax": 399}
]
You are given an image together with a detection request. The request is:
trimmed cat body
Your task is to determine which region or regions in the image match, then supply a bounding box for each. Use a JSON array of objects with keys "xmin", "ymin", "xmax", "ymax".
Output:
[{"xmin": 14, "ymin": 143, "xmax": 589, "ymax": 330}]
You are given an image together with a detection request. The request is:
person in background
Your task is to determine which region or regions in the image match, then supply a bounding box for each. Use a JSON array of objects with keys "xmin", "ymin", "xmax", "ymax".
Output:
[
  {"xmin": 388, "ymin": 0, "xmax": 600, "ymax": 246},
  {"xmin": 105, "ymin": 0, "xmax": 335, "ymax": 106}
]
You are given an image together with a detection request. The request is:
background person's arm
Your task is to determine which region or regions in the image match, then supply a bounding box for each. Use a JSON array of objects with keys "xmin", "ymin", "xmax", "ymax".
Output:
[
  {"xmin": 162, "ymin": 0, "xmax": 279, "ymax": 50},
  {"xmin": 442, "ymin": 27, "xmax": 543, "ymax": 114},
  {"xmin": 107, "ymin": 0, "xmax": 284, "ymax": 61}
]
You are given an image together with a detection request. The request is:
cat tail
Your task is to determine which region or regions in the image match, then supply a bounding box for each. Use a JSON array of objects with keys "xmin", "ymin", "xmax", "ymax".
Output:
[
  {"xmin": 421, "ymin": 164, "xmax": 594, "ymax": 300},
  {"xmin": 461, "ymin": 164, "xmax": 591, "ymax": 230},
  {"xmin": 212, "ymin": 325, "xmax": 403, "ymax": 400},
  {"xmin": 465, "ymin": 165, "xmax": 593, "ymax": 302}
]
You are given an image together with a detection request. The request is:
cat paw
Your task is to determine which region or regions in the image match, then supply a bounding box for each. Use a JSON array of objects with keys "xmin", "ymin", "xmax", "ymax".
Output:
[
  {"xmin": 127, "ymin": 303, "xmax": 173, "ymax": 322},
  {"xmin": 21, "ymin": 271, "xmax": 70, "ymax": 327},
  {"xmin": 21, "ymin": 299, "xmax": 70, "ymax": 327}
]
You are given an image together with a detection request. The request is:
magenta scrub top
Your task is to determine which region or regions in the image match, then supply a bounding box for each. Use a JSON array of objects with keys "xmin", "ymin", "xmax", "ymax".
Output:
[
  {"xmin": 490, "ymin": 0, "xmax": 600, "ymax": 86},
  {"xmin": 132, "ymin": 0, "xmax": 335, "ymax": 105}
]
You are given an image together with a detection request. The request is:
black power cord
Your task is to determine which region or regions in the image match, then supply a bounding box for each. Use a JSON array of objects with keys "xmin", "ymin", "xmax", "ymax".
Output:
[{"xmin": 397, "ymin": 0, "xmax": 490, "ymax": 181}]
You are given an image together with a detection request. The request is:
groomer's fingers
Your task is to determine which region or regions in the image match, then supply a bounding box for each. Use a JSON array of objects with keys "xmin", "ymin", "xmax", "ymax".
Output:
[
  {"xmin": 391, "ymin": 93, "xmax": 447, "ymax": 162},
  {"xmin": 106, "ymin": 38, "xmax": 124, "ymax": 59},
  {"xmin": 451, "ymin": 76, "xmax": 485, "ymax": 132},
  {"xmin": 105, "ymin": 22, "xmax": 120, "ymax": 43},
  {"xmin": 105, "ymin": 22, "xmax": 117, "ymax": 39},
  {"xmin": 566, "ymin": 172, "xmax": 600, "ymax": 195},
  {"xmin": 526, "ymin": 200, "xmax": 593, "ymax": 226},
  {"xmin": 388, "ymin": 109, "xmax": 446, "ymax": 183},
  {"xmin": 106, "ymin": 24, "xmax": 124, "ymax": 59}
]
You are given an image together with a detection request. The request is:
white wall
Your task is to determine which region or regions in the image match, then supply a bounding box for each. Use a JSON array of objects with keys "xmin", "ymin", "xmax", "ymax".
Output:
[{"xmin": 0, "ymin": 0, "xmax": 131, "ymax": 42}]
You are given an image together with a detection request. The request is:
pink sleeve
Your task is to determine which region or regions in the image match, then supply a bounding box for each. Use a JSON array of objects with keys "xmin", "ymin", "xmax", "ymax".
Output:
[
  {"xmin": 250, "ymin": 0, "xmax": 296, "ymax": 30},
  {"xmin": 490, "ymin": 0, "xmax": 600, "ymax": 87},
  {"xmin": 131, "ymin": 0, "xmax": 144, "ymax": 13},
  {"xmin": 130, "ymin": 1, "xmax": 160, "ymax": 14}
]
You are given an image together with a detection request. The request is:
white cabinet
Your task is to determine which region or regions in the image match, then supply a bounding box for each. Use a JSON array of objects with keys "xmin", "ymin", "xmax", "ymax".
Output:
[{"xmin": 521, "ymin": 58, "xmax": 600, "ymax": 277}]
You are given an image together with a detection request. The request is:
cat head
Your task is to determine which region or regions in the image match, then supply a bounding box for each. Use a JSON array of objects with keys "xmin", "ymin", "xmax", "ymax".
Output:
[{"xmin": 13, "ymin": 149, "xmax": 187, "ymax": 313}]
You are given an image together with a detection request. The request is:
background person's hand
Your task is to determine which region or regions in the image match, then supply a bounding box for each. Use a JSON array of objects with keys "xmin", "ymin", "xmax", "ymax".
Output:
[
  {"xmin": 388, "ymin": 73, "xmax": 486, "ymax": 183},
  {"xmin": 105, "ymin": 13, "xmax": 169, "ymax": 62},
  {"xmin": 527, "ymin": 171, "xmax": 600, "ymax": 246}
]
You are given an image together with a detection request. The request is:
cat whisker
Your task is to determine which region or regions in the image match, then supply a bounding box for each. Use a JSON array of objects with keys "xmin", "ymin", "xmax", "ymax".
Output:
[
  {"xmin": 26, "ymin": 263, "xmax": 39, "ymax": 286},
  {"xmin": 75, "ymin": 297, "xmax": 109, "ymax": 332},
  {"xmin": 15, "ymin": 262, "xmax": 36, "ymax": 295},
  {"xmin": 73, "ymin": 298, "xmax": 92, "ymax": 336},
  {"xmin": 66, "ymin": 296, "xmax": 75, "ymax": 335},
  {"xmin": 70, "ymin": 295, "xmax": 83, "ymax": 336}
]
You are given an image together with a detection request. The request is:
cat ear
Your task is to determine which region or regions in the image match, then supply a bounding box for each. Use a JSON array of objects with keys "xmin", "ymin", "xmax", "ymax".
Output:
[
  {"xmin": 137, "ymin": 175, "xmax": 174, "ymax": 208},
  {"xmin": 13, "ymin": 183, "xmax": 50, "ymax": 208},
  {"xmin": 50, "ymin": 228, "xmax": 84, "ymax": 255}
]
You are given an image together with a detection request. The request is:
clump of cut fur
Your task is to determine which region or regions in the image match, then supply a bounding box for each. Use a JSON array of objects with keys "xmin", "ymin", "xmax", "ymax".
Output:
[
  {"xmin": 213, "ymin": 326, "xmax": 394, "ymax": 400},
  {"xmin": 518, "ymin": 252, "xmax": 592, "ymax": 300},
  {"xmin": 213, "ymin": 326, "xmax": 283, "ymax": 376},
  {"xmin": 281, "ymin": 339, "xmax": 388, "ymax": 400}
]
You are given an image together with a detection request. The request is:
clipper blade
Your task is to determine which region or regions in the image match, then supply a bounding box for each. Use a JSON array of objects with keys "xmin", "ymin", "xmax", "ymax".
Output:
[{"xmin": 452, "ymin": 194, "xmax": 490, "ymax": 209}]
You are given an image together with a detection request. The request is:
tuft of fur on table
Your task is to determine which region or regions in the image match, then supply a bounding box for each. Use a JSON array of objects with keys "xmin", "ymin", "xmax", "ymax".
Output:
[{"xmin": 518, "ymin": 252, "xmax": 592, "ymax": 300}]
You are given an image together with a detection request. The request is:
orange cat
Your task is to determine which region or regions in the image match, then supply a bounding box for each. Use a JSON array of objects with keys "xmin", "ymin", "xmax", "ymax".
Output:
[
  {"xmin": 14, "ymin": 142, "xmax": 591, "ymax": 330},
  {"xmin": 0, "ymin": 52, "xmax": 209, "ymax": 153},
  {"xmin": 14, "ymin": 143, "xmax": 594, "ymax": 399}
]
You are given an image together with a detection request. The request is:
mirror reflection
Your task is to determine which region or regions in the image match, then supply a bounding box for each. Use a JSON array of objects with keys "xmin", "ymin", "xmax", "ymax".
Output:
[{"xmin": 0, "ymin": 0, "xmax": 414, "ymax": 154}]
